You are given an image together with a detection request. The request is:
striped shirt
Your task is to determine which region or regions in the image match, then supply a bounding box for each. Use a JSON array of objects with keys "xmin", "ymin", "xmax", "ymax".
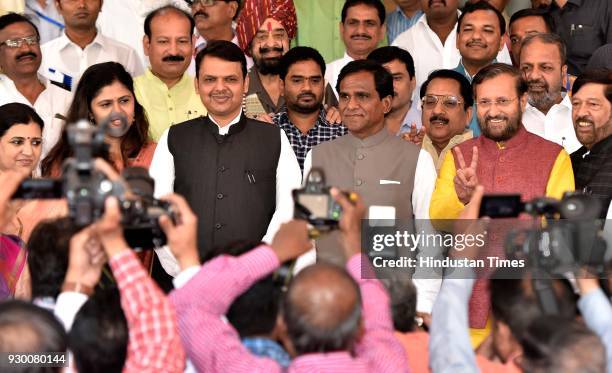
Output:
[{"xmin": 386, "ymin": 7, "xmax": 424, "ymax": 44}]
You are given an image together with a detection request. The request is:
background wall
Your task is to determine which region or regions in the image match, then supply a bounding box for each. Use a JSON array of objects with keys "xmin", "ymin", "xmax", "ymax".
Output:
[{"xmin": 382, "ymin": 0, "xmax": 532, "ymax": 17}]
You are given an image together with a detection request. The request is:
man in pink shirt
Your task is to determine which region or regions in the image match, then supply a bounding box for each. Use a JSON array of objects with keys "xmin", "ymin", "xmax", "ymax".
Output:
[{"xmin": 167, "ymin": 189, "xmax": 410, "ymax": 373}]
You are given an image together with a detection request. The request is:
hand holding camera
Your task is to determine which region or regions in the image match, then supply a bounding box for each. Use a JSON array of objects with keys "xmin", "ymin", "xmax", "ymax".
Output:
[{"xmin": 158, "ymin": 194, "xmax": 200, "ymax": 271}]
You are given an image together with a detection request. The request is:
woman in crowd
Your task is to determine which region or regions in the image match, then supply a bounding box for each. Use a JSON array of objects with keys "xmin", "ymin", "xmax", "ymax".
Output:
[
  {"xmin": 41, "ymin": 62, "xmax": 157, "ymax": 271},
  {"xmin": 41, "ymin": 62, "xmax": 156, "ymax": 177},
  {"xmin": 0, "ymin": 103, "xmax": 47, "ymax": 299}
]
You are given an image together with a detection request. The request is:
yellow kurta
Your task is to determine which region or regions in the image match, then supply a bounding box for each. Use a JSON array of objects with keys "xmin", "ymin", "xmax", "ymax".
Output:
[
  {"xmin": 134, "ymin": 69, "xmax": 206, "ymax": 142},
  {"xmin": 430, "ymin": 148, "xmax": 575, "ymax": 221}
]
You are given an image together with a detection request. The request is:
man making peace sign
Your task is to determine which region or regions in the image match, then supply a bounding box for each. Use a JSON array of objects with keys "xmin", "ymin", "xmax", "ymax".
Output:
[{"xmin": 428, "ymin": 63, "xmax": 574, "ymax": 344}]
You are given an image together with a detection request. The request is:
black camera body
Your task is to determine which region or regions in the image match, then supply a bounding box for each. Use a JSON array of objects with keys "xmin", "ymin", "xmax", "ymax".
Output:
[
  {"xmin": 499, "ymin": 192, "xmax": 607, "ymax": 275},
  {"xmin": 13, "ymin": 118, "xmax": 174, "ymax": 249},
  {"xmin": 483, "ymin": 192, "xmax": 609, "ymax": 314},
  {"xmin": 293, "ymin": 168, "xmax": 345, "ymax": 232}
]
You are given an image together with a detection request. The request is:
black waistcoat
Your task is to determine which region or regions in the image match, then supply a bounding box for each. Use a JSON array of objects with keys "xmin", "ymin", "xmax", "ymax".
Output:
[
  {"xmin": 168, "ymin": 114, "xmax": 280, "ymax": 258},
  {"xmin": 571, "ymin": 135, "xmax": 612, "ymax": 218}
]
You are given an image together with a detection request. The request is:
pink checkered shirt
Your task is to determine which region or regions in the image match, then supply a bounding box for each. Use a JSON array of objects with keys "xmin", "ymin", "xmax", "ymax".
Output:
[
  {"xmin": 170, "ymin": 245, "xmax": 410, "ymax": 373},
  {"xmin": 109, "ymin": 250, "xmax": 186, "ymax": 373}
]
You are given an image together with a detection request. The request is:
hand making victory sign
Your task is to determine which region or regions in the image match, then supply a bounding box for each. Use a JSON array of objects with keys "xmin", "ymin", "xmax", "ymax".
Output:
[
  {"xmin": 401, "ymin": 123, "xmax": 425, "ymax": 146},
  {"xmin": 453, "ymin": 146, "xmax": 479, "ymax": 205}
]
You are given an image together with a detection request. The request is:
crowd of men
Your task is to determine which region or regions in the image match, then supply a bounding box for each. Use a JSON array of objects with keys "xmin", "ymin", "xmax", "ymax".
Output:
[{"xmin": 0, "ymin": 0, "xmax": 611, "ymax": 372}]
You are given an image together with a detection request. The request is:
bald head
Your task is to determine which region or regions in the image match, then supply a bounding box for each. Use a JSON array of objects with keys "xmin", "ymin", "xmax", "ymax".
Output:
[{"xmin": 283, "ymin": 263, "xmax": 362, "ymax": 355}]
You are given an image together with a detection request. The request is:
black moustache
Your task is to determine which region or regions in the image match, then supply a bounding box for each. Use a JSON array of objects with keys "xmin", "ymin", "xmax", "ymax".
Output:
[
  {"xmin": 297, "ymin": 93, "xmax": 315, "ymax": 99},
  {"xmin": 163, "ymin": 55, "xmax": 185, "ymax": 62},
  {"xmin": 351, "ymin": 34, "xmax": 371, "ymax": 39},
  {"xmin": 486, "ymin": 116, "xmax": 507, "ymax": 121},
  {"xmin": 194, "ymin": 11, "xmax": 208, "ymax": 18},
  {"xmin": 576, "ymin": 116, "xmax": 593, "ymax": 125},
  {"xmin": 16, "ymin": 52, "xmax": 37, "ymax": 60},
  {"xmin": 429, "ymin": 115, "xmax": 449, "ymax": 124},
  {"xmin": 467, "ymin": 41, "xmax": 486, "ymax": 47},
  {"xmin": 259, "ymin": 47, "xmax": 284, "ymax": 54}
]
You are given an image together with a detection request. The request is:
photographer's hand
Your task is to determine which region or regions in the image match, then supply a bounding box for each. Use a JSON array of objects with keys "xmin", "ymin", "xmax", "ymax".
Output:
[
  {"xmin": 158, "ymin": 194, "xmax": 200, "ymax": 270},
  {"xmin": 270, "ymin": 220, "xmax": 311, "ymax": 263},
  {"xmin": 332, "ymin": 188, "xmax": 366, "ymax": 259},
  {"xmin": 95, "ymin": 197, "xmax": 130, "ymax": 258},
  {"xmin": 576, "ymin": 267, "xmax": 601, "ymax": 296},
  {"xmin": 64, "ymin": 226, "xmax": 107, "ymax": 291}
]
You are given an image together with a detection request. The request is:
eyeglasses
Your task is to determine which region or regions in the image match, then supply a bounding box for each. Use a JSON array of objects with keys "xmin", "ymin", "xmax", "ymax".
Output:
[
  {"xmin": 421, "ymin": 94, "xmax": 464, "ymax": 110},
  {"xmin": 189, "ymin": 0, "xmax": 230, "ymax": 6},
  {"xmin": 476, "ymin": 97, "xmax": 519, "ymax": 109},
  {"xmin": 0, "ymin": 35, "xmax": 40, "ymax": 48}
]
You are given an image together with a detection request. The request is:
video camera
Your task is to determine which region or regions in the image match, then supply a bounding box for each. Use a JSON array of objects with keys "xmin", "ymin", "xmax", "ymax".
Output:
[
  {"xmin": 12, "ymin": 116, "xmax": 175, "ymax": 249},
  {"xmin": 481, "ymin": 192, "xmax": 609, "ymax": 314}
]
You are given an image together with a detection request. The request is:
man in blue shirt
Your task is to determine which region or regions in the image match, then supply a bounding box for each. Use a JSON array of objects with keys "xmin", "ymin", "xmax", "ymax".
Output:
[
  {"xmin": 453, "ymin": 1, "xmax": 506, "ymax": 137},
  {"xmin": 386, "ymin": 0, "xmax": 423, "ymax": 44}
]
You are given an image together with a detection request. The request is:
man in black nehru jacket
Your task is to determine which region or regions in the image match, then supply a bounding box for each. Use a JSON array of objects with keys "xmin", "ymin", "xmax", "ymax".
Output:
[{"xmin": 150, "ymin": 40, "xmax": 301, "ymax": 272}]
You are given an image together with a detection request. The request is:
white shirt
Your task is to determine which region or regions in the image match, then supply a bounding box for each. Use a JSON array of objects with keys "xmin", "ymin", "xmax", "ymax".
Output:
[
  {"xmin": 0, "ymin": 74, "xmax": 71, "ymax": 159},
  {"xmin": 149, "ymin": 110, "xmax": 302, "ymax": 275},
  {"xmin": 301, "ymin": 147, "xmax": 441, "ymax": 313},
  {"xmin": 24, "ymin": 0, "xmax": 64, "ymax": 44},
  {"xmin": 40, "ymin": 31, "xmax": 144, "ymax": 92},
  {"xmin": 97, "ymin": 0, "xmax": 192, "ymax": 68},
  {"xmin": 325, "ymin": 52, "xmax": 354, "ymax": 98},
  {"xmin": 523, "ymin": 94, "xmax": 581, "ymax": 154},
  {"xmin": 392, "ymin": 13, "xmax": 512, "ymax": 88},
  {"xmin": 187, "ymin": 34, "xmax": 254, "ymax": 76}
]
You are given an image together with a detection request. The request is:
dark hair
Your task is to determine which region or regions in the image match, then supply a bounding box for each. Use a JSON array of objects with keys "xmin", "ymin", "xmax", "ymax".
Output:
[
  {"xmin": 191, "ymin": 0, "xmax": 241, "ymax": 20},
  {"xmin": 279, "ymin": 46, "xmax": 326, "ymax": 81},
  {"xmin": 367, "ymin": 46, "xmax": 416, "ymax": 79},
  {"xmin": 0, "ymin": 12, "xmax": 40, "ymax": 38},
  {"xmin": 420, "ymin": 69, "xmax": 474, "ymax": 109},
  {"xmin": 27, "ymin": 218, "xmax": 79, "ymax": 300},
  {"xmin": 341, "ymin": 0, "xmax": 386, "ymax": 25},
  {"xmin": 490, "ymin": 269, "xmax": 577, "ymax": 340},
  {"xmin": 283, "ymin": 263, "xmax": 362, "ymax": 355},
  {"xmin": 195, "ymin": 40, "xmax": 247, "ymax": 80},
  {"xmin": 383, "ymin": 279, "xmax": 417, "ymax": 333},
  {"xmin": 144, "ymin": 5, "xmax": 195, "ymax": 38},
  {"xmin": 204, "ymin": 241, "xmax": 283, "ymax": 338},
  {"xmin": 572, "ymin": 68, "xmax": 612, "ymax": 105},
  {"xmin": 520, "ymin": 316, "xmax": 606, "ymax": 373},
  {"xmin": 0, "ymin": 300, "xmax": 66, "ymax": 373},
  {"xmin": 337, "ymin": 59, "xmax": 393, "ymax": 99},
  {"xmin": 69, "ymin": 287, "xmax": 128, "ymax": 373},
  {"xmin": 508, "ymin": 8, "xmax": 553, "ymax": 34},
  {"xmin": 472, "ymin": 63, "xmax": 527, "ymax": 98},
  {"xmin": 40, "ymin": 62, "xmax": 149, "ymax": 177},
  {"xmin": 458, "ymin": 1, "xmax": 506, "ymax": 35},
  {"xmin": 0, "ymin": 102, "xmax": 44, "ymax": 137},
  {"xmin": 520, "ymin": 33, "xmax": 566, "ymax": 64}
]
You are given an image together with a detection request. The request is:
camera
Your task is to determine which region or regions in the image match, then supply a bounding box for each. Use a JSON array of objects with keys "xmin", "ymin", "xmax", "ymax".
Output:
[
  {"xmin": 293, "ymin": 168, "xmax": 352, "ymax": 232},
  {"xmin": 482, "ymin": 192, "xmax": 608, "ymax": 273},
  {"xmin": 12, "ymin": 117, "xmax": 175, "ymax": 249},
  {"xmin": 485, "ymin": 192, "xmax": 609, "ymax": 314}
]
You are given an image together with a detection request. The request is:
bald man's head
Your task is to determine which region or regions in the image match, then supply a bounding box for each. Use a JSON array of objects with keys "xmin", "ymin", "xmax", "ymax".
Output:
[{"xmin": 283, "ymin": 263, "xmax": 362, "ymax": 355}]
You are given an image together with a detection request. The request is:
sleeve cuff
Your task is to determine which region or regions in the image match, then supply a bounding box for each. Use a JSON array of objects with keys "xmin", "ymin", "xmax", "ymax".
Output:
[
  {"xmin": 54, "ymin": 291, "xmax": 89, "ymax": 331},
  {"xmin": 173, "ymin": 266, "xmax": 201, "ymax": 289}
]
